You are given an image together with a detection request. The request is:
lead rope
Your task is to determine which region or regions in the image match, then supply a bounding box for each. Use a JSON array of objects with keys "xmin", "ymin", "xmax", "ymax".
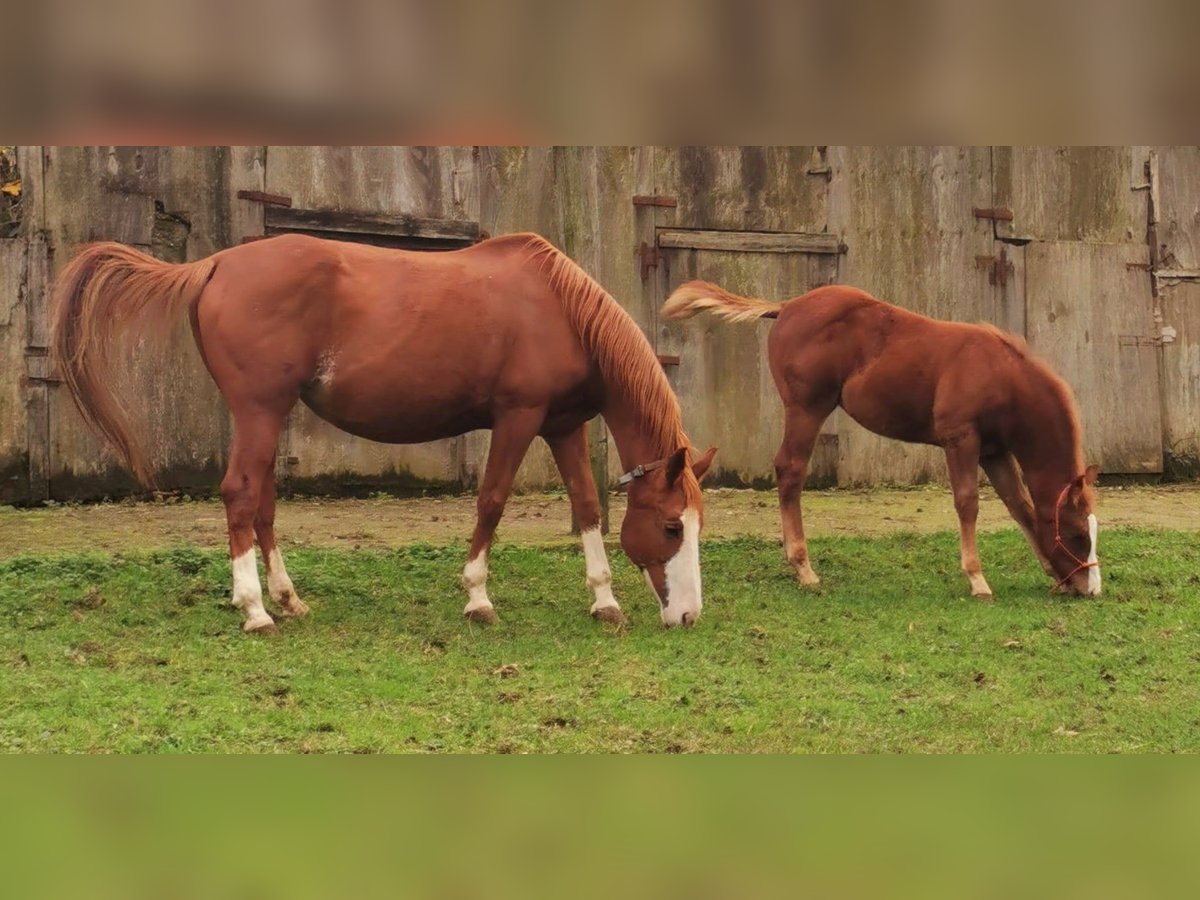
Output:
[{"xmin": 1051, "ymin": 480, "xmax": 1098, "ymax": 592}]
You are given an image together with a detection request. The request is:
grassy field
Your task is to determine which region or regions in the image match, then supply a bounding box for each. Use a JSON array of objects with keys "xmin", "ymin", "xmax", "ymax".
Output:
[{"xmin": 2, "ymin": 522, "xmax": 1198, "ymax": 753}]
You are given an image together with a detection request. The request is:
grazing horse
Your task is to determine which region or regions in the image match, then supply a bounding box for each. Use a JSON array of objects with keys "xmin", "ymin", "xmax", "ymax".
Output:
[
  {"xmin": 51, "ymin": 233, "xmax": 717, "ymax": 633},
  {"xmin": 663, "ymin": 281, "xmax": 1101, "ymax": 598}
]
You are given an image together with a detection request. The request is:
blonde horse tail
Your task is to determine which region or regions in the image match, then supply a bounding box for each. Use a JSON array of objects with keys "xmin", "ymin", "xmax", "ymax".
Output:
[
  {"xmin": 661, "ymin": 280, "xmax": 784, "ymax": 324},
  {"xmin": 50, "ymin": 242, "xmax": 217, "ymax": 488}
]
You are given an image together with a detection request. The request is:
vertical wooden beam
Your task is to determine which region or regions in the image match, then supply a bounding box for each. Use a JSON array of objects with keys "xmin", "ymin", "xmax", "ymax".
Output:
[{"xmin": 18, "ymin": 146, "xmax": 51, "ymax": 503}]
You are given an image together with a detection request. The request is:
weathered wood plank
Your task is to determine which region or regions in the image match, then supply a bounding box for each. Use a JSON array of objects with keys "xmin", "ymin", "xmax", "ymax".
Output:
[
  {"xmin": 993, "ymin": 146, "xmax": 1147, "ymax": 243},
  {"xmin": 1025, "ymin": 240, "xmax": 1161, "ymax": 473},
  {"xmin": 657, "ymin": 229, "xmax": 842, "ymax": 255},
  {"xmin": 265, "ymin": 206, "xmax": 479, "ymax": 242}
]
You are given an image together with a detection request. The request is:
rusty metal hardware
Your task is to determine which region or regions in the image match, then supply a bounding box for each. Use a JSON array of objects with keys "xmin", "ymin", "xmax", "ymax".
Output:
[
  {"xmin": 974, "ymin": 246, "xmax": 1014, "ymax": 287},
  {"xmin": 973, "ymin": 207, "xmax": 1014, "ymax": 221},
  {"xmin": 237, "ymin": 190, "xmax": 293, "ymax": 207},
  {"xmin": 1126, "ymin": 261, "xmax": 1152, "ymax": 271},
  {"xmin": 632, "ymin": 195, "xmax": 677, "ymax": 208},
  {"xmin": 656, "ymin": 354, "xmax": 680, "ymax": 367},
  {"xmin": 639, "ymin": 242, "xmax": 663, "ymax": 281}
]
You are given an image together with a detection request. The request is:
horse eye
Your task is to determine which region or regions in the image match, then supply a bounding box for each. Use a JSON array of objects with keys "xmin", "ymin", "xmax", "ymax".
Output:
[{"xmin": 664, "ymin": 520, "xmax": 683, "ymax": 538}]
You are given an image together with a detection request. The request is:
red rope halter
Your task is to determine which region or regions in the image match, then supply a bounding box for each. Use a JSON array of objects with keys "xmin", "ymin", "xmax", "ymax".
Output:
[{"xmin": 1051, "ymin": 480, "xmax": 1098, "ymax": 592}]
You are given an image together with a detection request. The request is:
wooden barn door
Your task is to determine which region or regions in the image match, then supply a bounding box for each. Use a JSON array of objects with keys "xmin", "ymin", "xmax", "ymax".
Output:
[
  {"xmin": 992, "ymin": 147, "xmax": 1162, "ymax": 473},
  {"xmin": 653, "ymin": 230, "xmax": 842, "ymax": 486}
]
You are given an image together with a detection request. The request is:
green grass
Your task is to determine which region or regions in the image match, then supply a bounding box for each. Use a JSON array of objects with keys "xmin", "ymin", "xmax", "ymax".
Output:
[{"xmin": 1, "ymin": 529, "xmax": 1198, "ymax": 753}]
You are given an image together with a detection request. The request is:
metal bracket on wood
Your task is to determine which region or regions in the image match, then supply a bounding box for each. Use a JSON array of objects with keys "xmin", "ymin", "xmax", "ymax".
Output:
[
  {"xmin": 806, "ymin": 165, "xmax": 832, "ymax": 181},
  {"xmin": 633, "ymin": 195, "xmax": 677, "ymax": 208},
  {"xmin": 237, "ymin": 190, "xmax": 293, "ymax": 207},
  {"xmin": 639, "ymin": 241, "xmax": 663, "ymax": 281},
  {"xmin": 974, "ymin": 246, "xmax": 1014, "ymax": 287},
  {"xmin": 1119, "ymin": 335, "xmax": 1165, "ymax": 347},
  {"xmin": 657, "ymin": 354, "xmax": 680, "ymax": 367},
  {"xmin": 1126, "ymin": 261, "xmax": 1152, "ymax": 271},
  {"xmin": 973, "ymin": 207, "xmax": 1014, "ymax": 222}
]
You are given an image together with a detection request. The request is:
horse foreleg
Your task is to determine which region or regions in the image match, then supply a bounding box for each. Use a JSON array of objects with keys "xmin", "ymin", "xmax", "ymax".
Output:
[
  {"xmin": 981, "ymin": 452, "xmax": 1054, "ymax": 577},
  {"xmin": 944, "ymin": 434, "xmax": 992, "ymax": 599},
  {"xmin": 548, "ymin": 423, "xmax": 625, "ymax": 625},
  {"xmin": 221, "ymin": 408, "xmax": 286, "ymax": 633},
  {"xmin": 462, "ymin": 408, "xmax": 546, "ymax": 624},
  {"xmin": 776, "ymin": 406, "xmax": 828, "ymax": 587},
  {"xmin": 255, "ymin": 467, "xmax": 309, "ymax": 618}
]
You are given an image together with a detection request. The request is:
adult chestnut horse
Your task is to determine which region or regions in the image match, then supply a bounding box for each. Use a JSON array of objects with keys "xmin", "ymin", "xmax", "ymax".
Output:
[
  {"xmin": 51, "ymin": 233, "xmax": 716, "ymax": 633},
  {"xmin": 664, "ymin": 281, "xmax": 1100, "ymax": 599}
]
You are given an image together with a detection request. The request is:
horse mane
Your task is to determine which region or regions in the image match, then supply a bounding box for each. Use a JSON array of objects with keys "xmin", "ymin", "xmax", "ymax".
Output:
[{"xmin": 518, "ymin": 235, "xmax": 696, "ymax": 469}]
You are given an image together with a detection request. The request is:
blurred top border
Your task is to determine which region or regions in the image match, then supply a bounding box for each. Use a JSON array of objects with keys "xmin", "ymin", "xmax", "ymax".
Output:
[{"xmin": 5, "ymin": 0, "xmax": 1200, "ymax": 145}]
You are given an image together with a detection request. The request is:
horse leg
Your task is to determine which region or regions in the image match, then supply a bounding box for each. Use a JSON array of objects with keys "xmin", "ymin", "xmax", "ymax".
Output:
[
  {"xmin": 776, "ymin": 405, "xmax": 830, "ymax": 586},
  {"xmin": 255, "ymin": 467, "xmax": 309, "ymax": 617},
  {"xmin": 221, "ymin": 406, "xmax": 287, "ymax": 633},
  {"xmin": 944, "ymin": 433, "xmax": 992, "ymax": 599},
  {"xmin": 547, "ymin": 423, "xmax": 625, "ymax": 625},
  {"xmin": 462, "ymin": 408, "xmax": 546, "ymax": 624},
  {"xmin": 981, "ymin": 452, "xmax": 1054, "ymax": 576}
]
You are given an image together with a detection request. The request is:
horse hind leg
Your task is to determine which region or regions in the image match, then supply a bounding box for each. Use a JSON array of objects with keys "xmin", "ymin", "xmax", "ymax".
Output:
[
  {"xmin": 221, "ymin": 406, "xmax": 288, "ymax": 634},
  {"xmin": 255, "ymin": 466, "xmax": 309, "ymax": 618},
  {"xmin": 776, "ymin": 404, "xmax": 832, "ymax": 587}
]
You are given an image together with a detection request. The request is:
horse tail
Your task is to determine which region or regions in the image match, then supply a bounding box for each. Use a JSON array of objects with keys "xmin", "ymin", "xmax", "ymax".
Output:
[
  {"xmin": 661, "ymin": 281, "xmax": 783, "ymax": 323},
  {"xmin": 50, "ymin": 242, "xmax": 217, "ymax": 488}
]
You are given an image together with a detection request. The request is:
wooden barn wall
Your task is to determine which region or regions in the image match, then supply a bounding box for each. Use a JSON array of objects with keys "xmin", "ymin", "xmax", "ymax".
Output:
[{"xmin": 2, "ymin": 146, "xmax": 1198, "ymax": 503}]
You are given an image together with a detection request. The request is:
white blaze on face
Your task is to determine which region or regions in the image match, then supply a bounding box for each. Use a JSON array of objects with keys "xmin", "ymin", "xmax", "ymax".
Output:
[
  {"xmin": 231, "ymin": 548, "xmax": 273, "ymax": 631},
  {"xmin": 462, "ymin": 552, "xmax": 492, "ymax": 614},
  {"xmin": 662, "ymin": 507, "xmax": 702, "ymax": 626},
  {"xmin": 1086, "ymin": 513, "xmax": 1101, "ymax": 596},
  {"xmin": 581, "ymin": 528, "xmax": 620, "ymax": 615}
]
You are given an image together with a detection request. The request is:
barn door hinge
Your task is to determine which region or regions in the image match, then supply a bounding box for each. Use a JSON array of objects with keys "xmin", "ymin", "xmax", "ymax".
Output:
[
  {"xmin": 236, "ymin": 189, "xmax": 292, "ymax": 207},
  {"xmin": 639, "ymin": 241, "xmax": 663, "ymax": 281},
  {"xmin": 974, "ymin": 246, "xmax": 1014, "ymax": 287},
  {"xmin": 973, "ymin": 207, "xmax": 1014, "ymax": 222},
  {"xmin": 632, "ymin": 195, "xmax": 677, "ymax": 208},
  {"xmin": 24, "ymin": 346, "xmax": 61, "ymax": 384},
  {"xmin": 1120, "ymin": 326, "xmax": 1176, "ymax": 347}
]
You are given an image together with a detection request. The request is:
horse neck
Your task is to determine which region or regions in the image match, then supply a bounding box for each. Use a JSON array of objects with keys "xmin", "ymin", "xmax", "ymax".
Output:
[
  {"xmin": 1011, "ymin": 390, "xmax": 1084, "ymax": 511},
  {"xmin": 601, "ymin": 393, "xmax": 681, "ymax": 470}
]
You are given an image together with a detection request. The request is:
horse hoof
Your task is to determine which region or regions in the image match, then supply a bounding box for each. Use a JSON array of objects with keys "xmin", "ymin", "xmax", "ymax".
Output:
[
  {"xmin": 465, "ymin": 606, "xmax": 498, "ymax": 625},
  {"xmin": 972, "ymin": 590, "xmax": 994, "ymax": 603},
  {"xmin": 795, "ymin": 570, "xmax": 821, "ymax": 587},
  {"xmin": 278, "ymin": 594, "xmax": 310, "ymax": 617},
  {"xmin": 591, "ymin": 605, "xmax": 628, "ymax": 626},
  {"xmin": 244, "ymin": 619, "xmax": 278, "ymax": 635}
]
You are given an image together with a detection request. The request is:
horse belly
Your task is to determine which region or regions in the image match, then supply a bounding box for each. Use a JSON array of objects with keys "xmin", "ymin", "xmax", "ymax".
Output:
[
  {"xmin": 300, "ymin": 376, "xmax": 492, "ymax": 443},
  {"xmin": 840, "ymin": 370, "xmax": 937, "ymax": 445}
]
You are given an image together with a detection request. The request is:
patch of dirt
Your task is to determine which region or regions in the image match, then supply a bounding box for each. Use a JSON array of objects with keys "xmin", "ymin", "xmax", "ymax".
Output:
[{"xmin": 2, "ymin": 484, "xmax": 1199, "ymax": 557}]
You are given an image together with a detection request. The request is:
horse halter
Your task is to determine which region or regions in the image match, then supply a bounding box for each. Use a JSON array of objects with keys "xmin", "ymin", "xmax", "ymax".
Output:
[
  {"xmin": 617, "ymin": 457, "xmax": 669, "ymax": 486},
  {"xmin": 1051, "ymin": 479, "xmax": 1098, "ymax": 591}
]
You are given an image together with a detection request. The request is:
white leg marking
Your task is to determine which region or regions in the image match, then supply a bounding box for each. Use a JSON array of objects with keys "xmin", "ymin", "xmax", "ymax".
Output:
[
  {"xmin": 1087, "ymin": 513, "xmax": 1101, "ymax": 596},
  {"xmin": 662, "ymin": 508, "xmax": 702, "ymax": 626},
  {"xmin": 461, "ymin": 552, "xmax": 493, "ymax": 614},
  {"xmin": 581, "ymin": 528, "xmax": 620, "ymax": 614},
  {"xmin": 267, "ymin": 547, "xmax": 308, "ymax": 615},
  {"xmin": 266, "ymin": 548, "xmax": 294, "ymax": 601},
  {"xmin": 231, "ymin": 548, "xmax": 273, "ymax": 632}
]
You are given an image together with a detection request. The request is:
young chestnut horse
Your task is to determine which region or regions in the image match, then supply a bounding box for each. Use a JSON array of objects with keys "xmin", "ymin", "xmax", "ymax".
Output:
[
  {"xmin": 664, "ymin": 281, "xmax": 1101, "ymax": 599},
  {"xmin": 52, "ymin": 233, "xmax": 716, "ymax": 633}
]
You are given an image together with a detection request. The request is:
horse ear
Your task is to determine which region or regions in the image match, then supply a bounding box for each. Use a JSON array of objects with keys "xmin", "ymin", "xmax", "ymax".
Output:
[
  {"xmin": 665, "ymin": 447, "xmax": 689, "ymax": 485},
  {"xmin": 1083, "ymin": 464, "xmax": 1100, "ymax": 486},
  {"xmin": 691, "ymin": 446, "xmax": 718, "ymax": 482}
]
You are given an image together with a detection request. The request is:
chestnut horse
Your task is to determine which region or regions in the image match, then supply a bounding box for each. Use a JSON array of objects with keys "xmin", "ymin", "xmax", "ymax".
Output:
[
  {"xmin": 51, "ymin": 233, "xmax": 716, "ymax": 633},
  {"xmin": 664, "ymin": 281, "xmax": 1100, "ymax": 599}
]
